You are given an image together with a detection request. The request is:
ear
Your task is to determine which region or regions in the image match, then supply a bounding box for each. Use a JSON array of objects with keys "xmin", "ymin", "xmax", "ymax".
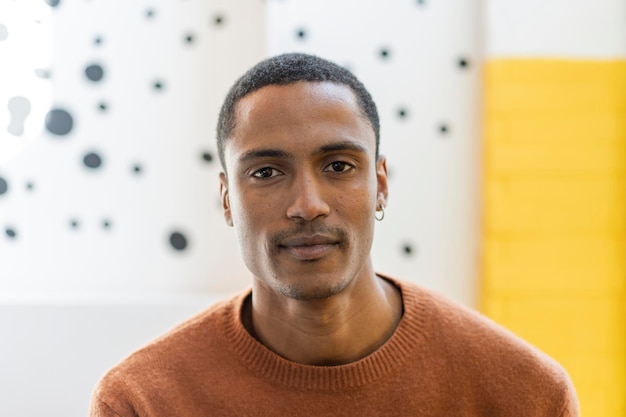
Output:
[
  {"xmin": 375, "ymin": 155, "xmax": 389, "ymax": 209},
  {"xmin": 219, "ymin": 172, "xmax": 233, "ymax": 227}
]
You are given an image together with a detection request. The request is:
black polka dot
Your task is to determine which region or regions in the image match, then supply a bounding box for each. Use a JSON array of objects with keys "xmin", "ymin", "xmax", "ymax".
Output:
[
  {"xmin": 98, "ymin": 102, "xmax": 108, "ymax": 112},
  {"xmin": 202, "ymin": 151, "xmax": 213, "ymax": 163},
  {"xmin": 213, "ymin": 14, "xmax": 225, "ymax": 26},
  {"xmin": 146, "ymin": 9, "xmax": 155, "ymax": 18},
  {"xmin": 70, "ymin": 219, "xmax": 79, "ymax": 229},
  {"xmin": 5, "ymin": 228, "xmax": 16, "ymax": 238},
  {"xmin": 94, "ymin": 36, "xmax": 103, "ymax": 46},
  {"xmin": 153, "ymin": 80, "xmax": 164, "ymax": 91},
  {"xmin": 296, "ymin": 28, "xmax": 306, "ymax": 40},
  {"xmin": 35, "ymin": 69, "xmax": 51, "ymax": 79},
  {"xmin": 45, "ymin": 108, "xmax": 73, "ymax": 136},
  {"xmin": 83, "ymin": 152, "xmax": 102, "ymax": 169},
  {"xmin": 132, "ymin": 164, "xmax": 143, "ymax": 174},
  {"xmin": 439, "ymin": 124, "xmax": 449, "ymax": 135},
  {"xmin": 45, "ymin": 0, "xmax": 60, "ymax": 7},
  {"xmin": 0, "ymin": 177, "xmax": 7, "ymax": 195},
  {"xmin": 416, "ymin": 0, "xmax": 425, "ymax": 5},
  {"xmin": 85, "ymin": 64, "xmax": 104, "ymax": 82},
  {"xmin": 379, "ymin": 48, "xmax": 391, "ymax": 59},
  {"xmin": 458, "ymin": 57, "xmax": 469, "ymax": 69},
  {"xmin": 26, "ymin": 182, "xmax": 34, "ymax": 191},
  {"xmin": 397, "ymin": 108, "xmax": 408, "ymax": 119},
  {"xmin": 402, "ymin": 243, "xmax": 415, "ymax": 256},
  {"xmin": 102, "ymin": 219, "xmax": 111, "ymax": 229},
  {"xmin": 184, "ymin": 33, "xmax": 194, "ymax": 44},
  {"xmin": 169, "ymin": 232, "xmax": 188, "ymax": 251}
]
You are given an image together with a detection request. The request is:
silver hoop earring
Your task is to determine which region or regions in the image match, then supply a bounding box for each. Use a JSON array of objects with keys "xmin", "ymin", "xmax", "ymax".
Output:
[{"xmin": 375, "ymin": 205, "xmax": 385, "ymax": 221}]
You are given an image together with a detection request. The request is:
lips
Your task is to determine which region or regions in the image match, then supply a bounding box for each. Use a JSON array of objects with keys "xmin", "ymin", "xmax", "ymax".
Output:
[{"xmin": 278, "ymin": 234, "xmax": 340, "ymax": 261}]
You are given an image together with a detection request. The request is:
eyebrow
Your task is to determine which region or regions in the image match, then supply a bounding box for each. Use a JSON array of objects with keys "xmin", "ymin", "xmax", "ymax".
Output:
[
  {"xmin": 314, "ymin": 141, "xmax": 368, "ymax": 155},
  {"xmin": 238, "ymin": 149, "xmax": 293, "ymax": 164},
  {"xmin": 237, "ymin": 141, "xmax": 368, "ymax": 164}
]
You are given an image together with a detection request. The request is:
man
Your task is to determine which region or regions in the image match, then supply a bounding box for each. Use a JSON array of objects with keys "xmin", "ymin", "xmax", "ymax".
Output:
[{"xmin": 90, "ymin": 53, "xmax": 578, "ymax": 416}]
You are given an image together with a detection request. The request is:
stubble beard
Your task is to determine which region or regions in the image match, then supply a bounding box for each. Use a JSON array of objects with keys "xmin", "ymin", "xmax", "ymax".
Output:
[
  {"xmin": 265, "ymin": 223, "xmax": 353, "ymax": 301},
  {"xmin": 271, "ymin": 270, "xmax": 353, "ymax": 301}
]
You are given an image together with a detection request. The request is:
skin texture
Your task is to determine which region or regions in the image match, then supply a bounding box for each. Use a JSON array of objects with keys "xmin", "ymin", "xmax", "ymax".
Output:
[{"xmin": 219, "ymin": 81, "xmax": 402, "ymax": 366}]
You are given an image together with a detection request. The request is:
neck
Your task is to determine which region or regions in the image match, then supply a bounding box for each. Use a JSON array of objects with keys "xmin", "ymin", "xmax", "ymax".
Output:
[{"xmin": 244, "ymin": 270, "xmax": 403, "ymax": 366}]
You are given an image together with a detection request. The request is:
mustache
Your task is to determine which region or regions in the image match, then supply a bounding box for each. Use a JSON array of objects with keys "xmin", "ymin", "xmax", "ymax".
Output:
[{"xmin": 269, "ymin": 223, "xmax": 348, "ymax": 248}]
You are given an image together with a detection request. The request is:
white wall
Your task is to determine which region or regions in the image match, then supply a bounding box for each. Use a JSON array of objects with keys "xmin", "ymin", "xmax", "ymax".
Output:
[
  {"xmin": 0, "ymin": 297, "xmax": 218, "ymax": 416},
  {"xmin": 0, "ymin": 0, "xmax": 264, "ymax": 298},
  {"xmin": 0, "ymin": 1, "xmax": 482, "ymax": 415},
  {"xmin": 485, "ymin": 0, "xmax": 626, "ymax": 58}
]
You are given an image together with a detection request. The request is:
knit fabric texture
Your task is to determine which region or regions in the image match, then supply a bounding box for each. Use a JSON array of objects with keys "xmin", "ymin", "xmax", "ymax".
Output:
[{"xmin": 90, "ymin": 275, "xmax": 579, "ymax": 416}]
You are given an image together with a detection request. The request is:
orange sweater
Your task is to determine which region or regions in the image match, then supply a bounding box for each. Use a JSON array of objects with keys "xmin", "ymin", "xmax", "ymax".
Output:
[{"xmin": 90, "ymin": 277, "xmax": 578, "ymax": 416}]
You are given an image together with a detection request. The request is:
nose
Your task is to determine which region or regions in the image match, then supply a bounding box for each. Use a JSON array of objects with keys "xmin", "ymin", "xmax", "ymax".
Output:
[{"xmin": 286, "ymin": 171, "xmax": 331, "ymax": 221}]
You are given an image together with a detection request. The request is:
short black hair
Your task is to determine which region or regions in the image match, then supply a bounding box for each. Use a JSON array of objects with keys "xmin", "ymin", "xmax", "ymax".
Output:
[{"xmin": 216, "ymin": 53, "xmax": 380, "ymax": 171}]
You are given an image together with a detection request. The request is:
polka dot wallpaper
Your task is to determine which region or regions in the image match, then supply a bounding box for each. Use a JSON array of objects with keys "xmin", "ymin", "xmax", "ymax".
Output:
[{"xmin": 0, "ymin": 0, "xmax": 481, "ymax": 305}]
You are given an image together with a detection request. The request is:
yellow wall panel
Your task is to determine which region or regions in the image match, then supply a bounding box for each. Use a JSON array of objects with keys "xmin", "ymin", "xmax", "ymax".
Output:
[
  {"xmin": 491, "ymin": 294, "xmax": 625, "ymax": 354},
  {"xmin": 486, "ymin": 82, "xmax": 625, "ymax": 114},
  {"xmin": 482, "ymin": 294, "xmax": 626, "ymax": 416},
  {"xmin": 485, "ymin": 60, "xmax": 626, "ymax": 84},
  {"xmin": 485, "ymin": 111, "xmax": 625, "ymax": 175},
  {"xmin": 482, "ymin": 58, "xmax": 626, "ymax": 416},
  {"xmin": 483, "ymin": 238, "xmax": 626, "ymax": 292},
  {"xmin": 486, "ymin": 113, "xmax": 625, "ymax": 145},
  {"xmin": 487, "ymin": 137, "xmax": 625, "ymax": 175},
  {"xmin": 486, "ymin": 176, "xmax": 626, "ymax": 235}
]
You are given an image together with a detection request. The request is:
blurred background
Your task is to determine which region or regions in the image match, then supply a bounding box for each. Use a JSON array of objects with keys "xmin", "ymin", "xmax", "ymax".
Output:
[{"xmin": 0, "ymin": 0, "xmax": 624, "ymax": 415}]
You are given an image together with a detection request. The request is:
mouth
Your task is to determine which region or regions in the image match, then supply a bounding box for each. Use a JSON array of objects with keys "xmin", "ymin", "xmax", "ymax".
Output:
[{"xmin": 278, "ymin": 235, "xmax": 340, "ymax": 261}]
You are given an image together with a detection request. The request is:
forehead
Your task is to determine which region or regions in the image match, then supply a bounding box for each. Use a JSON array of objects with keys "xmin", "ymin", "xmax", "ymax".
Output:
[{"xmin": 226, "ymin": 81, "xmax": 375, "ymax": 161}]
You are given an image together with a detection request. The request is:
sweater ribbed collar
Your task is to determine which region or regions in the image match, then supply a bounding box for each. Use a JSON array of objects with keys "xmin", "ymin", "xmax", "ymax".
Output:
[{"xmin": 222, "ymin": 274, "xmax": 427, "ymax": 392}]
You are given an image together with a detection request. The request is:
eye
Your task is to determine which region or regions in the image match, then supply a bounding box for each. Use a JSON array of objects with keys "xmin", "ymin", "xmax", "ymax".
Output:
[
  {"xmin": 252, "ymin": 167, "xmax": 281, "ymax": 178},
  {"xmin": 325, "ymin": 161, "xmax": 354, "ymax": 173}
]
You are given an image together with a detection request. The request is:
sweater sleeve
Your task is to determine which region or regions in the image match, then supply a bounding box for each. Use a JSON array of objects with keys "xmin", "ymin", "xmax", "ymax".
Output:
[
  {"xmin": 89, "ymin": 397, "xmax": 125, "ymax": 417},
  {"xmin": 89, "ymin": 371, "xmax": 138, "ymax": 417},
  {"xmin": 557, "ymin": 377, "xmax": 580, "ymax": 417}
]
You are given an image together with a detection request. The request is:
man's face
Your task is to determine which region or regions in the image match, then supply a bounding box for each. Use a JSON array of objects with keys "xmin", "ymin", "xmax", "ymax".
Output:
[{"xmin": 220, "ymin": 81, "xmax": 388, "ymax": 301}]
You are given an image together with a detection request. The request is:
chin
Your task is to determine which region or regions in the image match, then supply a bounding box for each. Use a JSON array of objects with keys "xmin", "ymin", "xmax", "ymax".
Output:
[{"xmin": 272, "ymin": 272, "xmax": 353, "ymax": 301}]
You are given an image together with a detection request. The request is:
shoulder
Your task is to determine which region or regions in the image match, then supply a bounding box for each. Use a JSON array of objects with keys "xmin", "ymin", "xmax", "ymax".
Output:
[
  {"xmin": 90, "ymin": 292, "xmax": 247, "ymax": 416},
  {"xmin": 387, "ymin": 276, "xmax": 578, "ymax": 415},
  {"xmin": 391, "ymin": 276, "xmax": 557, "ymax": 364}
]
